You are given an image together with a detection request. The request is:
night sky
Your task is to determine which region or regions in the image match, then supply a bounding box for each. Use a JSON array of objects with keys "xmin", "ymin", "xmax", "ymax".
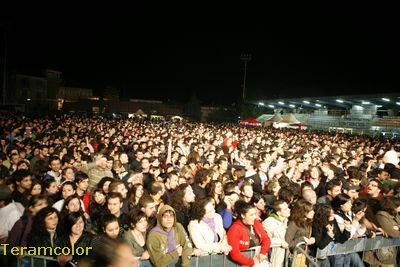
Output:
[{"xmin": 1, "ymin": 7, "xmax": 399, "ymax": 105}]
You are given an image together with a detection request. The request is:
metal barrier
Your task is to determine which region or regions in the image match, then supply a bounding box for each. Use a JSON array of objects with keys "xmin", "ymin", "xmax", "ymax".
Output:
[
  {"xmin": 316, "ymin": 234, "xmax": 400, "ymax": 258},
  {"xmin": 8, "ymin": 236, "xmax": 399, "ymax": 267}
]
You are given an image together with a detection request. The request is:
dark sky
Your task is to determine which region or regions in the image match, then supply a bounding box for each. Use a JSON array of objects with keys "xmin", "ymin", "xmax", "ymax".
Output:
[{"xmin": 1, "ymin": 6, "xmax": 399, "ymax": 105}]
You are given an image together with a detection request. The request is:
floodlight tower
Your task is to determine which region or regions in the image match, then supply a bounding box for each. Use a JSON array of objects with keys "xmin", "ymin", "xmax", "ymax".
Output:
[{"xmin": 240, "ymin": 53, "xmax": 252, "ymax": 102}]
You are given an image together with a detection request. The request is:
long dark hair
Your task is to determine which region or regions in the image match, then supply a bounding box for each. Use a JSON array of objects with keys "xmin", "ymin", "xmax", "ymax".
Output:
[
  {"xmin": 169, "ymin": 183, "xmax": 191, "ymax": 212},
  {"xmin": 190, "ymin": 197, "xmax": 214, "ymax": 222},
  {"xmin": 331, "ymin": 193, "xmax": 351, "ymax": 212},
  {"xmin": 29, "ymin": 207, "xmax": 59, "ymax": 239},
  {"xmin": 313, "ymin": 204, "xmax": 333, "ymax": 229},
  {"xmin": 379, "ymin": 196, "xmax": 400, "ymax": 217},
  {"xmin": 289, "ymin": 199, "xmax": 313, "ymax": 228},
  {"xmin": 64, "ymin": 211, "xmax": 86, "ymax": 236}
]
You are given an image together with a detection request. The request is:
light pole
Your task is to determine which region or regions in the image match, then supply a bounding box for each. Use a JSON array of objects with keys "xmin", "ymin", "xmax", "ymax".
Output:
[{"xmin": 240, "ymin": 53, "xmax": 251, "ymax": 102}]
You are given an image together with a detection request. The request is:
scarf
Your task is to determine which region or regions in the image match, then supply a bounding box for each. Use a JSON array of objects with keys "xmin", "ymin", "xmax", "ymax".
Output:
[
  {"xmin": 150, "ymin": 226, "xmax": 177, "ymax": 253},
  {"xmin": 202, "ymin": 217, "xmax": 218, "ymax": 242}
]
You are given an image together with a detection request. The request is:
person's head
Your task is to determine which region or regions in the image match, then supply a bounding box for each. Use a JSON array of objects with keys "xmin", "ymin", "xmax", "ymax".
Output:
[
  {"xmin": 12, "ymin": 169, "xmax": 32, "ymax": 192},
  {"xmin": 272, "ymin": 199, "xmax": 291, "ymax": 219},
  {"xmin": 170, "ymin": 184, "xmax": 196, "ymax": 210},
  {"xmin": 194, "ymin": 169, "xmax": 212, "ymax": 187},
  {"xmin": 225, "ymin": 191, "xmax": 240, "ymax": 208},
  {"xmin": 65, "ymin": 211, "xmax": 86, "ymax": 236},
  {"xmin": 150, "ymin": 181, "xmax": 165, "ymax": 198},
  {"xmin": 235, "ymin": 200, "xmax": 258, "ymax": 226},
  {"xmin": 343, "ymin": 183, "xmax": 359, "ymax": 200},
  {"xmin": 310, "ymin": 166, "xmax": 321, "ymax": 179},
  {"xmin": 302, "ymin": 189, "xmax": 317, "ymax": 205},
  {"xmin": 107, "ymin": 192, "xmax": 123, "ymax": 216},
  {"xmin": 331, "ymin": 193, "xmax": 352, "ymax": 213},
  {"xmin": 102, "ymin": 213, "xmax": 120, "ymax": 239},
  {"xmin": 62, "ymin": 194, "xmax": 82, "ymax": 213},
  {"xmin": 264, "ymin": 179, "xmax": 281, "ymax": 196},
  {"xmin": 166, "ymin": 171, "xmax": 179, "ymax": 190},
  {"xmin": 289, "ymin": 199, "xmax": 314, "ymax": 227},
  {"xmin": 127, "ymin": 183, "xmax": 144, "ymax": 204},
  {"xmin": 379, "ymin": 196, "xmax": 400, "ymax": 216},
  {"xmin": 278, "ymin": 187, "xmax": 295, "ymax": 204},
  {"xmin": 75, "ymin": 172, "xmax": 89, "ymax": 192},
  {"xmin": 224, "ymin": 181, "xmax": 240, "ymax": 195},
  {"xmin": 251, "ymin": 192, "xmax": 266, "ymax": 212},
  {"xmin": 207, "ymin": 180, "xmax": 223, "ymax": 197},
  {"xmin": 109, "ymin": 180, "xmax": 128, "ymax": 199},
  {"xmin": 92, "ymin": 188, "xmax": 106, "ymax": 205},
  {"xmin": 62, "ymin": 167, "xmax": 75, "ymax": 182},
  {"xmin": 139, "ymin": 195, "xmax": 157, "ymax": 218},
  {"xmin": 43, "ymin": 177, "xmax": 58, "ymax": 195},
  {"xmin": 313, "ymin": 204, "xmax": 335, "ymax": 229},
  {"xmin": 157, "ymin": 205, "xmax": 176, "ymax": 231},
  {"xmin": 191, "ymin": 197, "xmax": 215, "ymax": 222},
  {"xmin": 367, "ymin": 179, "xmax": 383, "ymax": 197},
  {"xmin": 352, "ymin": 198, "xmax": 367, "ymax": 215},
  {"xmin": 326, "ymin": 179, "xmax": 342, "ymax": 199},
  {"xmin": 97, "ymin": 176, "xmax": 115, "ymax": 194},
  {"xmin": 27, "ymin": 194, "xmax": 49, "ymax": 215},
  {"xmin": 126, "ymin": 209, "xmax": 148, "ymax": 233},
  {"xmin": 29, "ymin": 179, "xmax": 43, "ymax": 196},
  {"xmin": 48, "ymin": 156, "xmax": 62, "ymax": 172},
  {"xmin": 140, "ymin": 157, "xmax": 150, "ymax": 171},
  {"xmin": 240, "ymin": 181, "xmax": 254, "ymax": 200},
  {"xmin": 34, "ymin": 206, "xmax": 59, "ymax": 231},
  {"xmin": 60, "ymin": 181, "xmax": 77, "ymax": 199}
]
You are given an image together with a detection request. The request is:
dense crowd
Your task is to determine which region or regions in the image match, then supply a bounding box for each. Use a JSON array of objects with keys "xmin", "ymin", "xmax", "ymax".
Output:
[{"xmin": 1, "ymin": 113, "xmax": 400, "ymax": 267}]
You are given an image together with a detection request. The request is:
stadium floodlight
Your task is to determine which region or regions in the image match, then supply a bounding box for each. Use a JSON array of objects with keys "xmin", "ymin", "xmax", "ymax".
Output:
[
  {"xmin": 27, "ymin": 98, "xmax": 31, "ymax": 101},
  {"xmin": 361, "ymin": 101, "xmax": 370, "ymax": 105},
  {"xmin": 336, "ymin": 99, "xmax": 344, "ymax": 103},
  {"xmin": 315, "ymin": 104, "xmax": 321, "ymax": 107},
  {"xmin": 376, "ymin": 105, "xmax": 382, "ymax": 108},
  {"xmin": 289, "ymin": 104, "xmax": 295, "ymax": 108},
  {"xmin": 258, "ymin": 102, "xmax": 264, "ymax": 106},
  {"xmin": 268, "ymin": 104, "xmax": 275, "ymax": 108},
  {"xmin": 278, "ymin": 101, "xmax": 284, "ymax": 105},
  {"xmin": 303, "ymin": 100, "xmax": 310, "ymax": 104},
  {"xmin": 396, "ymin": 102, "xmax": 400, "ymax": 105},
  {"xmin": 382, "ymin": 98, "xmax": 390, "ymax": 102}
]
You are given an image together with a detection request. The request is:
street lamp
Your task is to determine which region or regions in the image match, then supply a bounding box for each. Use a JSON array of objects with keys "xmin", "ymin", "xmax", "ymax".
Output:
[{"xmin": 240, "ymin": 53, "xmax": 251, "ymax": 102}]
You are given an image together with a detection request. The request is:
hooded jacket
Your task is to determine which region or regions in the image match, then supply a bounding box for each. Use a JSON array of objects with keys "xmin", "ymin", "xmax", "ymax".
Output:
[
  {"xmin": 147, "ymin": 205, "xmax": 193, "ymax": 267},
  {"xmin": 227, "ymin": 219, "xmax": 270, "ymax": 266}
]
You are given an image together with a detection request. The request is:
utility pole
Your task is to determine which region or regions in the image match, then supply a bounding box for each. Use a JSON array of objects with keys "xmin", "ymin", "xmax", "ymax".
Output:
[{"xmin": 240, "ymin": 53, "xmax": 251, "ymax": 102}]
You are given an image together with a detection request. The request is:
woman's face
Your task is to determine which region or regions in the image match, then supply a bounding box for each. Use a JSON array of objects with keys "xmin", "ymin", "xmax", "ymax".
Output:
[
  {"xmin": 31, "ymin": 184, "xmax": 42, "ymax": 196},
  {"xmin": 103, "ymin": 181, "xmax": 112, "ymax": 194},
  {"xmin": 184, "ymin": 186, "xmax": 196, "ymax": 203},
  {"xmin": 104, "ymin": 221, "xmax": 120, "ymax": 239},
  {"xmin": 311, "ymin": 167, "xmax": 320, "ymax": 179},
  {"xmin": 136, "ymin": 185, "xmax": 144, "ymax": 199},
  {"xmin": 214, "ymin": 182, "xmax": 223, "ymax": 195},
  {"xmin": 63, "ymin": 168, "xmax": 75, "ymax": 181},
  {"xmin": 45, "ymin": 212, "xmax": 59, "ymax": 231},
  {"xmin": 30, "ymin": 199, "xmax": 48, "ymax": 215},
  {"xmin": 242, "ymin": 207, "xmax": 258, "ymax": 226},
  {"xmin": 71, "ymin": 217, "xmax": 85, "ymax": 236},
  {"xmin": 255, "ymin": 198, "xmax": 266, "ymax": 211},
  {"xmin": 46, "ymin": 182, "xmax": 58, "ymax": 195},
  {"xmin": 306, "ymin": 209, "xmax": 315, "ymax": 219},
  {"xmin": 62, "ymin": 185, "xmax": 75, "ymax": 199},
  {"xmin": 94, "ymin": 191, "xmax": 105, "ymax": 205},
  {"xmin": 341, "ymin": 200, "xmax": 352, "ymax": 213},
  {"xmin": 67, "ymin": 198, "xmax": 81, "ymax": 213},
  {"xmin": 328, "ymin": 209, "xmax": 335, "ymax": 222},
  {"xmin": 204, "ymin": 201, "xmax": 216, "ymax": 219},
  {"xmin": 134, "ymin": 217, "xmax": 148, "ymax": 233}
]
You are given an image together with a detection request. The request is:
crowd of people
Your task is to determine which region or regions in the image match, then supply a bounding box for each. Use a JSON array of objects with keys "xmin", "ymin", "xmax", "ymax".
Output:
[{"xmin": 1, "ymin": 113, "xmax": 400, "ymax": 267}]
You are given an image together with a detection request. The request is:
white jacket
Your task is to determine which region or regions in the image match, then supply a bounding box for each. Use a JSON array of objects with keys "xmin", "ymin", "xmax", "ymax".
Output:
[
  {"xmin": 263, "ymin": 215, "xmax": 288, "ymax": 267},
  {"xmin": 188, "ymin": 213, "xmax": 228, "ymax": 254}
]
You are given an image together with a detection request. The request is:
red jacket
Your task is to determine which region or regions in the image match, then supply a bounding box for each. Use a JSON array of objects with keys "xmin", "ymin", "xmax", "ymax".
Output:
[{"xmin": 227, "ymin": 219, "xmax": 271, "ymax": 266}]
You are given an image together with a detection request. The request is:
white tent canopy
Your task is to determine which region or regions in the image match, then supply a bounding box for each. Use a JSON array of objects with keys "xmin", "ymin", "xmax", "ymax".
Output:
[
  {"xmin": 257, "ymin": 114, "xmax": 274, "ymax": 122},
  {"xmin": 282, "ymin": 113, "xmax": 301, "ymax": 124}
]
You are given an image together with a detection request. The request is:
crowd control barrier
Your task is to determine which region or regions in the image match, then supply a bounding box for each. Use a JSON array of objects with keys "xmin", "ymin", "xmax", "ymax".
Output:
[{"xmin": 4, "ymin": 235, "xmax": 400, "ymax": 267}]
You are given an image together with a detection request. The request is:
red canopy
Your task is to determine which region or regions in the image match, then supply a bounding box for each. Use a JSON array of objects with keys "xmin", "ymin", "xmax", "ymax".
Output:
[{"xmin": 240, "ymin": 118, "xmax": 262, "ymax": 126}]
